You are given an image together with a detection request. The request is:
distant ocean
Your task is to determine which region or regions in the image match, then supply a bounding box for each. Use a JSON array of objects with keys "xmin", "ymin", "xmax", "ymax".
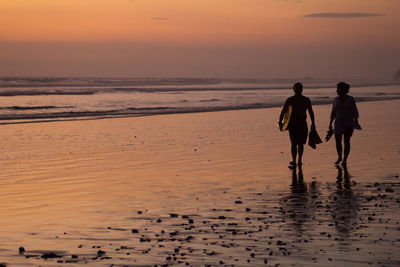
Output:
[{"xmin": 0, "ymin": 77, "xmax": 399, "ymax": 124}]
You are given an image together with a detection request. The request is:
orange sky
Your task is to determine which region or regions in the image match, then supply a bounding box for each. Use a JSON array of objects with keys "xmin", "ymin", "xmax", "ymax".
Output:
[
  {"xmin": 1, "ymin": 0, "xmax": 399, "ymax": 44},
  {"xmin": 0, "ymin": 0, "xmax": 399, "ymax": 78}
]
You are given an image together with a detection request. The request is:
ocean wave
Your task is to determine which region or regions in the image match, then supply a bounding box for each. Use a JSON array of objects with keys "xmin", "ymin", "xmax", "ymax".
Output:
[
  {"xmin": 0, "ymin": 77, "xmax": 221, "ymax": 88},
  {"xmin": 0, "ymin": 90, "xmax": 96, "ymax": 96},
  {"xmin": 1, "ymin": 95, "xmax": 399, "ymax": 124},
  {"xmin": 1, "ymin": 105, "xmax": 73, "ymax": 110},
  {"xmin": 1, "ymin": 76, "xmax": 396, "ymax": 90},
  {"xmin": 199, "ymin": 99, "xmax": 221, "ymax": 102}
]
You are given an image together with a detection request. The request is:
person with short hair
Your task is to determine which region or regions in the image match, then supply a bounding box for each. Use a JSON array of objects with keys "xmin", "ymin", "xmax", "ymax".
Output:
[
  {"xmin": 279, "ymin": 82, "xmax": 315, "ymax": 167},
  {"xmin": 329, "ymin": 82, "xmax": 360, "ymax": 165}
]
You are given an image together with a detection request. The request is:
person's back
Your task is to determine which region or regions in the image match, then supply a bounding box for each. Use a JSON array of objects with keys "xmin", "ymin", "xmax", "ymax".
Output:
[
  {"xmin": 329, "ymin": 82, "xmax": 360, "ymax": 165},
  {"xmin": 332, "ymin": 95, "xmax": 358, "ymax": 131},
  {"xmin": 279, "ymin": 82, "xmax": 315, "ymax": 167},
  {"xmin": 286, "ymin": 94, "xmax": 311, "ymax": 129}
]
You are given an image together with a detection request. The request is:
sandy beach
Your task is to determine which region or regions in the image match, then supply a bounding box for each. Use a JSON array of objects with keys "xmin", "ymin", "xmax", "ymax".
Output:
[{"xmin": 0, "ymin": 99, "xmax": 399, "ymax": 266}]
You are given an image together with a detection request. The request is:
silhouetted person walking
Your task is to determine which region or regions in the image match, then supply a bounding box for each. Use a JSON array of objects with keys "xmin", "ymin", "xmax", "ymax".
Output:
[
  {"xmin": 329, "ymin": 82, "xmax": 360, "ymax": 165},
  {"xmin": 279, "ymin": 82, "xmax": 315, "ymax": 167}
]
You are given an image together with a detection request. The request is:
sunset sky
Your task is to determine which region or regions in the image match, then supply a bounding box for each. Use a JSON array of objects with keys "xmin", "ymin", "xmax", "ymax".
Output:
[{"xmin": 1, "ymin": 0, "xmax": 399, "ymax": 79}]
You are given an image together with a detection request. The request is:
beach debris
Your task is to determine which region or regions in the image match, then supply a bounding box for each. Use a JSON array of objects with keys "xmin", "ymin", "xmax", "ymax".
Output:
[
  {"xmin": 7, "ymin": 176, "xmax": 399, "ymax": 266},
  {"xmin": 41, "ymin": 252, "xmax": 62, "ymax": 259},
  {"xmin": 18, "ymin": 247, "xmax": 25, "ymax": 254},
  {"xmin": 97, "ymin": 250, "xmax": 106, "ymax": 256}
]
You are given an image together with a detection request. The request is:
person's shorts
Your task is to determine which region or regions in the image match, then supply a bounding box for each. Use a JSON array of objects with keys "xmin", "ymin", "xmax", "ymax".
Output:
[
  {"xmin": 334, "ymin": 126, "xmax": 354, "ymax": 137},
  {"xmin": 289, "ymin": 122, "xmax": 308, "ymax": 145}
]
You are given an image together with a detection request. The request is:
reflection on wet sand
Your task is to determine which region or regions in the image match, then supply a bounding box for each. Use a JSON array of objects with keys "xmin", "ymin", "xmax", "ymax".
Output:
[
  {"xmin": 279, "ymin": 167, "xmax": 319, "ymax": 236},
  {"xmin": 330, "ymin": 165, "xmax": 359, "ymax": 237}
]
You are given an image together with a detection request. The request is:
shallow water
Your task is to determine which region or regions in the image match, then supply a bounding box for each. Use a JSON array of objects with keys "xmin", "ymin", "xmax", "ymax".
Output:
[{"xmin": 0, "ymin": 77, "xmax": 399, "ymax": 123}]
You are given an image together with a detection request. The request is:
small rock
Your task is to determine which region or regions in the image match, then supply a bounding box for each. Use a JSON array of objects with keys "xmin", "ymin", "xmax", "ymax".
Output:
[
  {"xmin": 19, "ymin": 247, "xmax": 25, "ymax": 254},
  {"xmin": 97, "ymin": 250, "xmax": 106, "ymax": 256},
  {"xmin": 41, "ymin": 252, "xmax": 62, "ymax": 259}
]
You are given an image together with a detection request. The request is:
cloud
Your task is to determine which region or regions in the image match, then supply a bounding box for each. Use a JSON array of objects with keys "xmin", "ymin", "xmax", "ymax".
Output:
[
  {"xmin": 303, "ymin": 13, "xmax": 384, "ymax": 18},
  {"xmin": 152, "ymin": 17, "xmax": 169, "ymax": 21}
]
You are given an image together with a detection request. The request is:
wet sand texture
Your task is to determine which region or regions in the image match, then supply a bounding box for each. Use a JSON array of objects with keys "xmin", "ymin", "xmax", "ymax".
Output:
[{"xmin": 0, "ymin": 100, "xmax": 398, "ymax": 266}]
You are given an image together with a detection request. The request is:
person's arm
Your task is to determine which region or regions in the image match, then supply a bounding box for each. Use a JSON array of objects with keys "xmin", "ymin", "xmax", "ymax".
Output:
[
  {"xmin": 329, "ymin": 100, "xmax": 336, "ymax": 130},
  {"xmin": 352, "ymin": 97, "xmax": 361, "ymax": 129},
  {"xmin": 307, "ymin": 98, "xmax": 315, "ymax": 128},
  {"xmin": 353, "ymin": 97, "xmax": 359, "ymax": 119},
  {"xmin": 278, "ymin": 100, "xmax": 288, "ymax": 127}
]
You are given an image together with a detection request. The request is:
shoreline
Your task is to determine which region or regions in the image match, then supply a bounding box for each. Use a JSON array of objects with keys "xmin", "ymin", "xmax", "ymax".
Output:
[{"xmin": 1, "ymin": 97, "xmax": 399, "ymax": 126}]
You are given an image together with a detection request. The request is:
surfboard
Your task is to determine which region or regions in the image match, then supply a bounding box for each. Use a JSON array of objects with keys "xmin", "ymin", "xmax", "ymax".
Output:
[{"xmin": 277, "ymin": 105, "xmax": 292, "ymax": 131}]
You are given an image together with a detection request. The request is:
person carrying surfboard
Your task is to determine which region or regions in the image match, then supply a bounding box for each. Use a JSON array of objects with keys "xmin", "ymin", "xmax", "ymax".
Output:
[
  {"xmin": 328, "ymin": 82, "xmax": 361, "ymax": 166},
  {"xmin": 279, "ymin": 82, "xmax": 316, "ymax": 167}
]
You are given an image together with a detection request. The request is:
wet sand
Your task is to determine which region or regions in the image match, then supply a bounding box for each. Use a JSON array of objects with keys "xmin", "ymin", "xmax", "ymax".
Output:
[{"xmin": 0, "ymin": 100, "xmax": 399, "ymax": 266}]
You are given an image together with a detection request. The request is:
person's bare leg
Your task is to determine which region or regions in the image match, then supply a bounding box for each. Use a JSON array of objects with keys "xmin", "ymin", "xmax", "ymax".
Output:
[
  {"xmin": 298, "ymin": 144, "xmax": 304, "ymax": 165},
  {"xmin": 335, "ymin": 134, "xmax": 342, "ymax": 164},
  {"xmin": 342, "ymin": 133, "xmax": 351, "ymax": 165},
  {"xmin": 291, "ymin": 143, "xmax": 297, "ymax": 165}
]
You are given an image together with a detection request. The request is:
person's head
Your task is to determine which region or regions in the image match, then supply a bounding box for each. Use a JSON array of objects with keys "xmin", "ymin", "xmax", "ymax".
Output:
[
  {"xmin": 293, "ymin": 82, "xmax": 303, "ymax": 95},
  {"xmin": 337, "ymin": 82, "xmax": 350, "ymax": 96}
]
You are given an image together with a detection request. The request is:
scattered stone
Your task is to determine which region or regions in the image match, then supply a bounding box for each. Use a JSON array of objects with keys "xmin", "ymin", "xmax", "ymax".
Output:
[
  {"xmin": 97, "ymin": 250, "xmax": 106, "ymax": 256},
  {"xmin": 41, "ymin": 252, "xmax": 62, "ymax": 259}
]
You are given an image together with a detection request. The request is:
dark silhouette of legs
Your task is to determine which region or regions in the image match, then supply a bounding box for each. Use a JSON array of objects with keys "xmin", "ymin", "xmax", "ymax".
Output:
[
  {"xmin": 298, "ymin": 144, "xmax": 304, "ymax": 165},
  {"xmin": 291, "ymin": 143, "xmax": 297, "ymax": 165},
  {"xmin": 290, "ymin": 143, "xmax": 304, "ymax": 166},
  {"xmin": 335, "ymin": 134, "xmax": 342, "ymax": 164},
  {"xmin": 342, "ymin": 132, "xmax": 351, "ymax": 165}
]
